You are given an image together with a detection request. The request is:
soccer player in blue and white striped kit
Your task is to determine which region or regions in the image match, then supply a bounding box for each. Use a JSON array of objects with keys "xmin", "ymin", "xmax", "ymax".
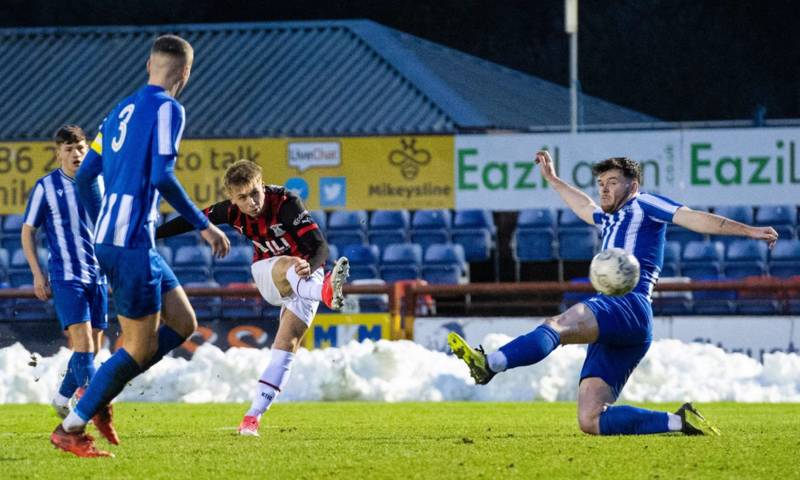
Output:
[
  {"xmin": 450, "ymin": 151, "xmax": 778, "ymax": 437},
  {"xmin": 50, "ymin": 35, "xmax": 229, "ymax": 458},
  {"xmin": 21, "ymin": 125, "xmax": 108, "ymax": 421}
]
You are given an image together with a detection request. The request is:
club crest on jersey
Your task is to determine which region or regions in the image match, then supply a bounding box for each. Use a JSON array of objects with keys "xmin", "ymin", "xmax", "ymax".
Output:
[{"xmin": 269, "ymin": 223, "xmax": 286, "ymax": 237}]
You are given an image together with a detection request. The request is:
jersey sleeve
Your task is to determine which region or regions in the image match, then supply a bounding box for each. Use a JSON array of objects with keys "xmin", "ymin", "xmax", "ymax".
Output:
[
  {"xmin": 591, "ymin": 207, "xmax": 605, "ymax": 225},
  {"xmin": 151, "ymin": 101, "xmax": 208, "ymax": 231},
  {"xmin": 155, "ymin": 199, "xmax": 231, "ymax": 239},
  {"xmin": 278, "ymin": 193, "xmax": 328, "ymax": 270},
  {"xmin": 637, "ymin": 193, "xmax": 683, "ymax": 224},
  {"xmin": 22, "ymin": 181, "xmax": 46, "ymax": 228}
]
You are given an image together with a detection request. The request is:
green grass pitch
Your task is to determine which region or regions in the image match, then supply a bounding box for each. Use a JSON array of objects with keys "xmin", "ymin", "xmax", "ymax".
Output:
[{"xmin": 2, "ymin": 402, "xmax": 799, "ymax": 479}]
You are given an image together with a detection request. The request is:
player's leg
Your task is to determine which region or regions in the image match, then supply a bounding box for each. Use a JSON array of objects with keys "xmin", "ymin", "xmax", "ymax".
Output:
[
  {"xmin": 276, "ymin": 255, "xmax": 349, "ymax": 310},
  {"xmin": 140, "ymin": 285, "xmax": 197, "ymax": 371},
  {"xmin": 450, "ymin": 301, "xmax": 599, "ymax": 384},
  {"xmin": 50, "ymin": 281, "xmax": 97, "ymax": 418},
  {"xmin": 240, "ymin": 277, "xmax": 319, "ymax": 436}
]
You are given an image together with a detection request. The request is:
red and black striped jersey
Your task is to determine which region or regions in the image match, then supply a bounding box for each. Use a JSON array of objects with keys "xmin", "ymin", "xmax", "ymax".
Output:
[{"xmin": 156, "ymin": 185, "xmax": 329, "ymax": 270}]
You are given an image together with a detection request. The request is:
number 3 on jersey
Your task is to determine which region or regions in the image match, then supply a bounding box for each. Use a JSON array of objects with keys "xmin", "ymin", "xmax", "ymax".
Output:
[{"xmin": 111, "ymin": 104, "xmax": 136, "ymax": 152}]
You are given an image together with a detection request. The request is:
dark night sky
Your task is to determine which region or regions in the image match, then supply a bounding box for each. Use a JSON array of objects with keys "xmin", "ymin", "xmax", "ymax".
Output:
[{"xmin": 2, "ymin": 0, "xmax": 797, "ymax": 121}]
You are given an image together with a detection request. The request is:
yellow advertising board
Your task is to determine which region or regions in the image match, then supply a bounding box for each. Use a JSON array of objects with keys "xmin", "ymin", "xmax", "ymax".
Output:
[
  {"xmin": 304, "ymin": 313, "xmax": 392, "ymax": 350},
  {"xmin": 0, "ymin": 135, "xmax": 454, "ymax": 214}
]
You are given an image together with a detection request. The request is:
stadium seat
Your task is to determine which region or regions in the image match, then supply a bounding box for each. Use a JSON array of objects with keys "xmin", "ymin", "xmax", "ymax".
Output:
[
  {"xmin": 325, "ymin": 244, "xmax": 339, "ymax": 270},
  {"xmin": 513, "ymin": 227, "xmax": 555, "ymax": 262},
  {"xmin": 213, "ymin": 245, "xmax": 251, "ymax": 267},
  {"xmin": 325, "ymin": 230, "xmax": 367, "ymax": 251},
  {"xmin": 163, "ymin": 231, "xmax": 202, "ymax": 250},
  {"xmin": 0, "ymin": 247, "xmax": 9, "ymax": 274},
  {"xmin": 173, "ymin": 267, "xmax": 211, "ymax": 284},
  {"xmin": 410, "ymin": 209, "xmax": 451, "ymax": 251},
  {"xmin": 560, "ymin": 277, "xmax": 593, "ymax": 310},
  {"xmin": 666, "ymin": 225, "xmax": 705, "ymax": 252},
  {"xmin": 557, "ymin": 227, "xmax": 598, "ymax": 261},
  {"xmin": 1, "ymin": 214, "xmax": 24, "ymax": 250},
  {"xmin": 661, "ymin": 241, "xmax": 681, "ymax": 277},
  {"xmin": 343, "ymin": 278, "xmax": 389, "ymax": 313},
  {"xmin": 156, "ymin": 245, "xmax": 173, "ymax": 265},
  {"xmin": 517, "ymin": 208, "xmax": 556, "ymax": 229},
  {"xmin": 367, "ymin": 210, "xmax": 408, "ymax": 250},
  {"xmin": 328, "ymin": 210, "xmax": 368, "ymax": 231},
  {"xmin": 220, "ymin": 290, "xmax": 262, "ymax": 320},
  {"xmin": 756, "ymin": 205, "xmax": 796, "ymax": 239},
  {"xmin": 558, "ymin": 209, "xmax": 586, "ymax": 228},
  {"xmin": 183, "ymin": 281, "xmax": 221, "ymax": 320},
  {"xmin": 13, "ymin": 297, "xmax": 54, "ymax": 321},
  {"xmin": 173, "ymin": 245, "xmax": 212, "ymax": 267},
  {"xmin": 712, "ymin": 205, "xmax": 753, "ymax": 225},
  {"xmin": 422, "ymin": 243, "xmax": 467, "ymax": 284},
  {"xmin": 368, "ymin": 210, "xmax": 410, "ymax": 249},
  {"xmin": 342, "ymin": 244, "xmax": 380, "ymax": 281},
  {"xmin": 309, "ymin": 210, "xmax": 327, "ymax": 232},
  {"xmin": 453, "ymin": 209, "xmax": 496, "ymax": 234},
  {"xmin": 723, "ymin": 240, "xmax": 767, "ymax": 278},
  {"xmin": 451, "ymin": 228, "xmax": 493, "ymax": 262},
  {"xmin": 769, "ymin": 239, "xmax": 800, "ymax": 278},
  {"xmin": 691, "ymin": 274, "xmax": 735, "ymax": 315},
  {"xmin": 212, "ymin": 267, "xmax": 252, "ymax": 286},
  {"xmin": 379, "ymin": 243, "xmax": 422, "ymax": 283},
  {"xmin": 681, "ymin": 241, "xmax": 724, "ymax": 279}
]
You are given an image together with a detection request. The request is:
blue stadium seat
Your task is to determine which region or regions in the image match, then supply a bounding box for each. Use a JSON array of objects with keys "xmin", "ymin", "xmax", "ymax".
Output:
[
  {"xmin": 328, "ymin": 210, "xmax": 368, "ymax": 231},
  {"xmin": 410, "ymin": 209, "xmax": 451, "ymax": 252},
  {"xmin": 173, "ymin": 245, "xmax": 212, "ymax": 267},
  {"xmin": 691, "ymin": 274, "xmax": 735, "ymax": 315},
  {"xmin": 156, "ymin": 245, "xmax": 173, "ymax": 265},
  {"xmin": 343, "ymin": 244, "xmax": 380, "ymax": 281},
  {"xmin": 451, "ymin": 228, "xmax": 493, "ymax": 262},
  {"xmin": 713, "ymin": 205, "xmax": 753, "ymax": 225},
  {"xmin": 325, "ymin": 230, "xmax": 367, "ymax": 251},
  {"xmin": 517, "ymin": 208, "xmax": 556, "ymax": 229},
  {"xmin": 1, "ymin": 214, "xmax": 24, "ymax": 250},
  {"xmin": 380, "ymin": 243, "xmax": 421, "ymax": 282},
  {"xmin": 514, "ymin": 228, "xmax": 555, "ymax": 262},
  {"xmin": 163, "ymin": 231, "xmax": 202, "ymax": 250},
  {"xmin": 212, "ymin": 267, "xmax": 252, "ymax": 285},
  {"xmin": 557, "ymin": 227, "xmax": 598, "ymax": 261},
  {"xmin": 666, "ymin": 225, "xmax": 705, "ymax": 252},
  {"xmin": 173, "ymin": 267, "xmax": 211, "ymax": 284},
  {"xmin": 220, "ymin": 292, "xmax": 263, "ymax": 320},
  {"xmin": 325, "ymin": 244, "xmax": 339, "ymax": 270},
  {"xmin": 560, "ymin": 277, "xmax": 594, "ymax": 310},
  {"xmin": 9, "ymin": 270, "xmax": 33, "ymax": 288},
  {"xmin": 681, "ymin": 241, "xmax": 724, "ymax": 279},
  {"xmin": 661, "ymin": 241, "xmax": 681, "ymax": 277},
  {"xmin": 422, "ymin": 243, "xmax": 467, "ymax": 284},
  {"xmin": 756, "ymin": 205, "xmax": 796, "ymax": 239},
  {"xmin": 13, "ymin": 297, "xmax": 54, "ymax": 321},
  {"xmin": 724, "ymin": 240, "xmax": 767, "ymax": 278},
  {"xmin": 183, "ymin": 281, "xmax": 221, "ymax": 320},
  {"xmin": 368, "ymin": 210, "xmax": 410, "ymax": 249},
  {"xmin": 768, "ymin": 240, "xmax": 800, "ymax": 278},
  {"xmin": 558, "ymin": 209, "xmax": 586, "ymax": 228},
  {"xmin": 453, "ymin": 209, "xmax": 496, "ymax": 233},
  {"xmin": 0, "ymin": 247, "xmax": 9, "ymax": 273},
  {"xmin": 309, "ymin": 210, "xmax": 327, "ymax": 232},
  {"xmin": 412, "ymin": 209, "xmax": 451, "ymax": 230},
  {"xmin": 213, "ymin": 245, "xmax": 251, "ymax": 266}
]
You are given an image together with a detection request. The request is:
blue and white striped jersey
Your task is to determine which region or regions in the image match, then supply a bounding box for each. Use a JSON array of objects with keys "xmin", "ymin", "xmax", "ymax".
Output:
[
  {"xmin": 23, "ymin": 169, "xmax": 104, "ymax": 284},
  {"xmin": 77, "ymin": 85, "xmax": 207, "ymax": 249},
  {"xmin": 592, "ymin": 192, "xmax": 683, "ymax": 298}
]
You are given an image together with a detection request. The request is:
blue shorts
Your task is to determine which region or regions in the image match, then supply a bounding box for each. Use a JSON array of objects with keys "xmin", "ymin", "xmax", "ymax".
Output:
[
  {"xmin": 51, "ymin": 280, "xmax": 108, "ymax": 331},
  {"xmin": 95, "ymin": 245, "xmax": 180, "ymax": 318},
  {"xmin": 580, "ymin": 292, "xmax": 653, "ymax": 398}
]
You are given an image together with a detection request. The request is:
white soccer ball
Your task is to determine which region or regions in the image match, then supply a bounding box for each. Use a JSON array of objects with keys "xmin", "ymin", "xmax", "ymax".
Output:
[{"xmin": 589, "ymin": 248, "xmax": 641, "ymax": 296}]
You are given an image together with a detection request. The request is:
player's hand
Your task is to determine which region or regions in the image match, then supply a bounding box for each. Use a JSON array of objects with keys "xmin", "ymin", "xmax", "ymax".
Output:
[
  {"xmin": 534, "ymin": 150, "xmax": 558, "ymax": 181},
  {"xmin": 200, "ymin": 224, "xmax": 231, "ymax": 258},
  {"xmin": 749, "ymin": 225, "xmax": 779, "ymax": 249},
  {"xmin": 294, "ymin": 258, "xmax": 312, "ymax": 278},
  {"xmin": 33, "ymin": 273, "xmax": 51, "ymax": 301}
]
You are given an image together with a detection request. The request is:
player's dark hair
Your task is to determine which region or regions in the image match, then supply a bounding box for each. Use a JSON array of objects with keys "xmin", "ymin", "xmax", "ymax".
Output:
[
  {"xmin": 225, "ymin": 160, "xmax": 263, "ymax": 191},
  {"xmin": 151, "ymin": 34, "xmax": 193, "ymax": 64},
  {"xmin": 53, "ymin": 125, "xmax": 86, "ymax": 145},
  {"xmin": 592, "ymin": 157, "xmax": 641, "ymax": 183}
]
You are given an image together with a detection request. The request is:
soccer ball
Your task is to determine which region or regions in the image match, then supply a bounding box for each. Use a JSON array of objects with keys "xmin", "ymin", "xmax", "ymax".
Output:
[{"xmin": 589, "ymin": 248, "xmax": 640, "ymax": 296}]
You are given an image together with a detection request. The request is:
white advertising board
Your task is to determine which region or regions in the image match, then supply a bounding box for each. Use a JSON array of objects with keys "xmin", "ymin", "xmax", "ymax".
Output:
[{"xmin": 455, "ymin": 128, "xmax": 800, "ymax": 209}]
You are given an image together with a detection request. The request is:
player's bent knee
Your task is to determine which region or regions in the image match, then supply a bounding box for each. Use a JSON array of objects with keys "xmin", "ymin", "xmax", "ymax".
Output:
[{"xmin": 578, "ymin": 410, "xmax": 601, "ymax": 435}]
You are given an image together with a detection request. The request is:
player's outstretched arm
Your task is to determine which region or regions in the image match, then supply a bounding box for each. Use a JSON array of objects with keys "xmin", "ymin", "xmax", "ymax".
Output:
[
  {"xmin": 672, "ymin": 207, "xmax": 779, "ymax": 248},
  {"xmin": 280, "ymin": 195, "xmax": 329, "ymax": 272},
  {"xmin": 155, "ymin": 199, "xmax": 231, "ymax": 239},
  {"xmin": 535, "ymin": 150, "xmax": 598, "ymax": 224}
]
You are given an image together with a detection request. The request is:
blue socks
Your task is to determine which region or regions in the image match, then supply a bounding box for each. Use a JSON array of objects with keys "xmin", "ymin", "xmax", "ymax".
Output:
[
  {"xmin": 599, "ymin": 405, "xmax": 670, "ymax": 435},
  {"xmin": 143, "ymin": 325, "xmax": 187, "ymax": 371},
  {"xmin": 498, "ymin": 324, "xmax": 561, "ymax": 369},
  {"xmin": 74, "ymin": 348, "xmax": 140, "ymax": 422},
  {"xmin": 58, "ymin": 351, "xmax": 96, "ymax": 398}
]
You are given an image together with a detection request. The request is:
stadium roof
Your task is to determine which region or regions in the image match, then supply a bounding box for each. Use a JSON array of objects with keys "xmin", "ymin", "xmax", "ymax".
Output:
[{"xmin": 0, "ymin": 20, "xmax": 655, "ymax": 140}]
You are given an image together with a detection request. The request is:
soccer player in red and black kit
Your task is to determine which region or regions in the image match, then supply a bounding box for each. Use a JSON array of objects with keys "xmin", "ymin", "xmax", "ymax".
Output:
[{"xmin": 156, "ymin": 159, "xmax": 349, "ymax": 436}]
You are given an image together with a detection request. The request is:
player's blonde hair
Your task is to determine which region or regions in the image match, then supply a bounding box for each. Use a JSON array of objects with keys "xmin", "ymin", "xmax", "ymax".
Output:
[{"xmin": 224, "ymin": 159, "xmax": 263, "ymax": 191}]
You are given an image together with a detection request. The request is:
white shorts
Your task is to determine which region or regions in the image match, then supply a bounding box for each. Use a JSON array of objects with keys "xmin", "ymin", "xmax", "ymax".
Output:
[{"xmin": 250, "ymin": 257, "xmax": 322, "ymax": 326}]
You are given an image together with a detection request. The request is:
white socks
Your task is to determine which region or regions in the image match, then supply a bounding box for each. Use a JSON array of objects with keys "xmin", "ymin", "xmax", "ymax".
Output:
[
  {"xmin": 667, "ymin": 413, "xmax": 682, "ymax": 431},
  {"xmin": 63, "ymin": 411, "xmax": 88, "ymax": 432},
  {"xmin": 246, "ymin": 349, "xmax": 295, "ymax": 418},
  {"xmin": 53, "ymin": 393, "xmax": 70, "ymax": 408},
  {"xmin": 285, "ymin": 267, "xmax": 323, "ymax": 301},
  {"xmin": 487, "ymin": 351, "xmax": 508, "ymax": 373}
]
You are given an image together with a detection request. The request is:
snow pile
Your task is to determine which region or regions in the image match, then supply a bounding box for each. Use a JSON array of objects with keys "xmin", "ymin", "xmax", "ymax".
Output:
[{"xmin": 1, "ymin": 337, "xmax": 799, "ymax": 404}]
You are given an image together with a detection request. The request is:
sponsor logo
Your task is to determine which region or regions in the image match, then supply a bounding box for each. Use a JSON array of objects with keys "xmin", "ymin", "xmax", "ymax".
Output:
[
  {"xmin": 269, "ymin": 223, "xmax": 286, "ymax": 237},
  {"xmin": 288, "ymin": 142, "xmax": 341, "ymax": 172},
  {"xmin": 319, "ymin": 177, "xmax": 346, "ymax": 207},
  {"xmin": 56, "ymin": 189, "xmax": 64, "ymax": 197},
  {"xmin": 388, "ymin": 138, "xmax": 431, "ymax": 180}
]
